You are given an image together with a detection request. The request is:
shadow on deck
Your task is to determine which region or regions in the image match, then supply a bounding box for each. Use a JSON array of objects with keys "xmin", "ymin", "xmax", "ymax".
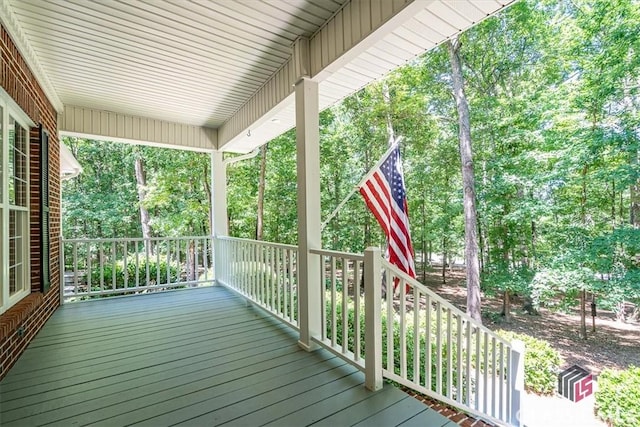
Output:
[{"xmin": 0, "ymin": 287, "xmax": 456, "ymax": 426}]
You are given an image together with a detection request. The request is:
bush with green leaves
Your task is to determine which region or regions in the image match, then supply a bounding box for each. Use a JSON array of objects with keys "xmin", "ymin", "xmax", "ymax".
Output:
[
  {"xmin": 595, "ymin": 366, "xmax": 640, "ymax": 427},
  {"xmin": 327, "ymin": 291, "xmax": 464, "ymax": 397},
  {"xmin": 496, "ymin": 330, "xmax": 561, "ymax": 395},
  {"xmin": 90, "ymin": 258, "xmax": 178, "ymax": 290}
]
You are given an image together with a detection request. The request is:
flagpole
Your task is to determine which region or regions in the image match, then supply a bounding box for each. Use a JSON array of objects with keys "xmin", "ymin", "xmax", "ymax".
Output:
[{"xmin": 320, "ymin": 137, "xmax": 402, "ymax": 232}]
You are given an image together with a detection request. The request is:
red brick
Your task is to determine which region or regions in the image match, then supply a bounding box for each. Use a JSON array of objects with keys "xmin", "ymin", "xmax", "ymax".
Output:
[{"xmin": 0, "ymin": 22, "xmax": 60, "ymax": 380}]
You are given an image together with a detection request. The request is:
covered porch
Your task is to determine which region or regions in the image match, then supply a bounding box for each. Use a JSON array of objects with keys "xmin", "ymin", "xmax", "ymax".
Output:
[
  {"xmin": 0, "ymin": 286, "xmax": 455, "ymax": 427},
  {"xmin": 0, "ymin": 0, "xmax": 522, "ymax": 426}
]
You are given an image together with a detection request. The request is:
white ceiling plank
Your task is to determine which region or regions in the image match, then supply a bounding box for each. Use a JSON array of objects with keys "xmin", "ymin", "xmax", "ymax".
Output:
[
  {"xmin": 6, "ymin": 0, "xmax": 514, "ymax": 150},
  {"xmin": 15, "ymin": 9, "xmax": 277, "ymax": 79},
  {"xmin": 427, "ymin": 1, "xmax": 475, "ymax": 31}
]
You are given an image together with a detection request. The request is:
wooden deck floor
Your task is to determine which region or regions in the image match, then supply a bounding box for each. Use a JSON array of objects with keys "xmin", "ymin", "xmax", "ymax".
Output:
[{"xmin": 0, "ymin": 286, "xmax": 455, "ymax": 427}]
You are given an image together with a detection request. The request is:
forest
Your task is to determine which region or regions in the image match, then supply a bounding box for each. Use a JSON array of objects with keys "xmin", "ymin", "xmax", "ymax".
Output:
[{"xmin": 63, "ymin": 0, "xmax": 640, "ymax": 330}]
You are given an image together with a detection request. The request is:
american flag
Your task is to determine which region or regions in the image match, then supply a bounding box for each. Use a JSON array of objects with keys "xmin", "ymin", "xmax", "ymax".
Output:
[{"xmin": 359, "ymin": 144, "xmax": 416, "ymax": 279}]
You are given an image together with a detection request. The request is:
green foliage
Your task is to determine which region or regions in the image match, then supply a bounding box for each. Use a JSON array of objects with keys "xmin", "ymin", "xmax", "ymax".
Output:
[
  {"xmin": 89, "ymin": 258, "xmax": 179, "ymax": 290},
  {"xmin": 62, "ymin": 138, "xmax": 211, "ymax": 239},
  {"xmin": 595, "ymin": 366, "xmax": 640, "ymax": 427},
  {"xmin": 63, "ymin": 0, "xmax": 640, "ymax": 321},
  {"xmin": 496, "ymin": 330, "xmax": 562, "ymax": 395},
  {"xmin": 482, "ymin": 264, "xmax": 534, "ymax": 297}
]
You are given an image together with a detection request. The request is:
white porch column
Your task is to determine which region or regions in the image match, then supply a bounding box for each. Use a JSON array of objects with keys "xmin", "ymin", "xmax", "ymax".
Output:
[
  {"xmin": 211, "ymin": 150, "xmax": 227, "ymax": 237},
  {"xmin": 296, "ymin": 76, "xmax": 321, "ymax": 351},
  {"xmin": 211, "ymin": 150, "xmax": 227, "ymax": 285}
]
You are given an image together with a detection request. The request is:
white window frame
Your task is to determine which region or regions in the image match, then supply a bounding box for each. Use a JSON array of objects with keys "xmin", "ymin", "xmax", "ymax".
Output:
[{"xmin": 0, "ymin": 87, "xmax": 35, "ymax": 315}]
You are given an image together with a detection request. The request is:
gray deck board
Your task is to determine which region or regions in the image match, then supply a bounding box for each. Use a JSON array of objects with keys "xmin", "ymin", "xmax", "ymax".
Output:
[{"xmin": 0, "ymin": 286, "xmax": 452, "ymax": 427}]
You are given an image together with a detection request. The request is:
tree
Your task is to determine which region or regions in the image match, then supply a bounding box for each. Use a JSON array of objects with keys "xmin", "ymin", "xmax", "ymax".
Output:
[
  {"xmin": 134, "ymin": 147, "xmax": 153, "ymax": 254},
  {"xmin": 448, "ymin": 37, "xmax": 482, "ymax": 323}
]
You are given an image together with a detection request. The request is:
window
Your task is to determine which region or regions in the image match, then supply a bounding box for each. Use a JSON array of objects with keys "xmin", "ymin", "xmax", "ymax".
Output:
[{"xmin": 1, "ymin": 90, "xmax": 34, "ymax": 315}]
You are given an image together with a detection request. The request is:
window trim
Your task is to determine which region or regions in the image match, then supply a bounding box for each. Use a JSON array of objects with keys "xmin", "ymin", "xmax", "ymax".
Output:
[{"xmin": 0, "ymin": 87, "xmax": 36, "ymax": 315}]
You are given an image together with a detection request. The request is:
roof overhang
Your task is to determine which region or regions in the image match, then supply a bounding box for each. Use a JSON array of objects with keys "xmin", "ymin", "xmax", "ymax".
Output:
[{"xmin": 3, "ymin": 0, "xmax": 515, "ymax": 153}]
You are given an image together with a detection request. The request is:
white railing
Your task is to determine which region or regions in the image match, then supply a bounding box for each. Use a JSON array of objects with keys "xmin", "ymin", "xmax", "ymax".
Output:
[
  {"xmin": 376, "ymin": 255, "xmax": 523, "ymax": 426},
  {"xmin": 311, "ymin": 248, "xmax": 365, "ymax": 370},
  {"xmin": 216, "ymin": 237, "xmax": 299, "ymax": 329},
  {"xmin": 304, "ymin": 247, "xmax": 522, "ymax": 426},
  {"xmin": 61, "ymin": 236, "xmax": 214, "ymax": 302},
  {"xmin": 102, "ymin": 236, "xmax": 523, "ymax": 426}
]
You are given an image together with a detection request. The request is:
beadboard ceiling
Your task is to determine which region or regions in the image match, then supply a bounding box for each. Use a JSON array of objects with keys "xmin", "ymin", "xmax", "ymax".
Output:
[{"xmin": 4, "ymin": 0, "xmax": 514, "ymax": 152}]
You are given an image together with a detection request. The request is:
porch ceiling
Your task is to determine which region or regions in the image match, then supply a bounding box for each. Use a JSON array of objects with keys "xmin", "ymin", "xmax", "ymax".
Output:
[{"xmin": 4, "ymin": 0, "xmax": 514, "ymax": 153}]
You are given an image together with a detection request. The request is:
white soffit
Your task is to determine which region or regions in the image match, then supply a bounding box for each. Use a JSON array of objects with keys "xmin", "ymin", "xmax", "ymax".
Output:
[
  {"xmin": 7, "ymin": 0, "xmax": 346, "ymax": 128},
  {"xmin": 225, "ymin": 0, "xmax": 515, "ymax": 153},
  {"xmin": 5, "ymin": 0, "xmax": 514, "ymax": 154}
]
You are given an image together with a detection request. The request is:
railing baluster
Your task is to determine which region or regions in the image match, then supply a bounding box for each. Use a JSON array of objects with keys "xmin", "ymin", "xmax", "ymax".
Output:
[
  {"xmin": 483, "ymin": 331, "xmax": 489, "ymax": 415},
  {"xmin": 112, "ymin": 241, "xmax": 117, "ymax": 291},
  {"xmin": 330, "ymin": 256, "xmax": 337, "ymax": 347},
  {"xmin": 86, "ymin": 242, "xmax": 91, "ymax": 296},
  {"xmin": 166, "ymin": 239, "xmax": 171, "ymax": 285},
  {"xmin": 492, "ymin": 336, "xmax": 497, "ymax": 417},
  {"xmin": 283, "ymin": 248, "xmax": 289, "ymax": 320},
  {"xmin": 457, "ymin": 315, "xmax": 463, "ymax": 403},
  {"xmin": 475, "ymin": 325, "xmax": 481, "ymax": 410},
  {"xmin": 354, "ymin": 259, "xmax": 361, "ymax": 361},
  {"xmin": 268, "ymin": 247, "xmax": 274, "ymax": 309},
  {"xmin": 289, "ymin": 249, "xmax": 295, "ymax": 323},
  {"xmin": 386, "ymin": 266, "xmax": 394, "ymax": 373},
  {"xmin": 124, "ymin": 241, "xmax": 128, "ymax": 289},
  {"xmin": 254, "ymin": 243, "xmax": 259, "ymax": 301},
  {"xmin": 99, "ymin": 243, "xmax": 104, "ymax": 292},
  {"xmin": 436, "ymin": 301, "xmax": 442, "ymax": 395},
  {"xmin": 145, "ymin": 240, "xmax": 150, "ymax": 288},
  {"xmin": 499, "ymin": 341, "xmax": 505, "ymax": 420},
  {"xmin": 413, "ymin": 287, "xmax": 420, "ymax": 385},
  {"xmin": 446, "ymin": 308, "xmax": 453, "ymax": 398},
  {"xmin": 156, "ymin": 240, "xmax": 161, "ymax": 286},
  {"xmin": 276, "ymin": 248, "xmax": 281, "ymax": 315},
  {"xmin": 203, "ymin": 237, "xmax": 208, "ymax": 281},
  {"xmin": 425, "ymin": 294, "xmax": 432, "ymax": 391},
  {"xmin": 466, "ymin": 320, "xmax": 472, "ymax": 406},
  {"xmin": 73, "ymin": 242, "xmax": 78, "ymax": 296},
  {"xmin": 400, "ymin": 278, "xmax": 407, "ymax": 378},
  {"xmin": 135, "ymin": 240, "xmax": 140, "ymax": 288},
  {"xmin": 320, "ymin": 255, "xmax": 326, "ymax": 341},
  {"xmin": 341, "ymin": 257, "xmax": 348, "ymax": 354}
]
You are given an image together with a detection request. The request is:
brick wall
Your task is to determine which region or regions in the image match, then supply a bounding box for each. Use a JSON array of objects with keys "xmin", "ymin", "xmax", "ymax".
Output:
[{"xmin": 0, "ymin": 24, "xmax": 61, "ymax": 380}]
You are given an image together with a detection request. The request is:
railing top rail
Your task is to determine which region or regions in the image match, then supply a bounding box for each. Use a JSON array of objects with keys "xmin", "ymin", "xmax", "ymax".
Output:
[
  {"xmin": 216, "ymin": 236, "xmax": 298, "ymax": 251},
  {"xmin": 62, "ymin": 236, "xmax": 212, "ymax": 243},
  {"xmin": 381, "ymin": 258, "xmax": 512, "ymax": 348},
  {"xmin": 310, "ymin": 248, "xmax": 364, "ymax": 261}
]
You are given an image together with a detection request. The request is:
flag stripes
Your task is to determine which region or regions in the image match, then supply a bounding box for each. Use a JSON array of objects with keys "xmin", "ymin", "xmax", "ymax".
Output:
[{"xmin": 359, "ymin": 145, "xmax": 416, "ymax": 279}]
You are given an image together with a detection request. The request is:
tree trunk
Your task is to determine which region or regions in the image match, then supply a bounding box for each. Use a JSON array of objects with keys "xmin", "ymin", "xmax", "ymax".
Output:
[
  {"xmin": 580, "ymin": 289, "xmax": 587, "ymax": 339},
  {"xmin": 256, "ymin": 144, "xmax": 268, "ymax": 240},
  {"xmin": 477, "ymin": 215, "xmax": 485, "ymax": 273},
  {"xmin": 421, "ymin": 199, "xmax": 427, "ymax": 283},
  {"xmin": 502, "ymin": 291, "xmax": 511, "ymax": 323},
  {"xmin": 441, "ymin": 240, "xmax": 447, "ymax": 285},
  {"xmin": 580, "ymin": 165, "xmax": 588, "ymax": 339},
  {"xmin": 382, "ymin": 80, "xmax": 396, "ymax": 145},
  {"xmin": 448, "ymin": 38, "xmax": 482, "ymax": 323},
  {"xmin": 134, "ymin": 150, "xmax": 153, "ymax": 255},
  {"xmin": 363, "ymin": 148, "xmax": 372, "ymax": 246}
]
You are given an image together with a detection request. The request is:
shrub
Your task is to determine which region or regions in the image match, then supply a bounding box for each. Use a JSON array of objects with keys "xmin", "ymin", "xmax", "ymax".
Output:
[
  {"xmin": 496, "ymin": 330, "xmax": 562, "ymax": 395},
  {"xmin": 595, "ymin": 366, "xmax": 640, "ymax": 427},
  {"xmin": 90, "ymin": 258, "xmax": 178, "ymax": 290}
]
